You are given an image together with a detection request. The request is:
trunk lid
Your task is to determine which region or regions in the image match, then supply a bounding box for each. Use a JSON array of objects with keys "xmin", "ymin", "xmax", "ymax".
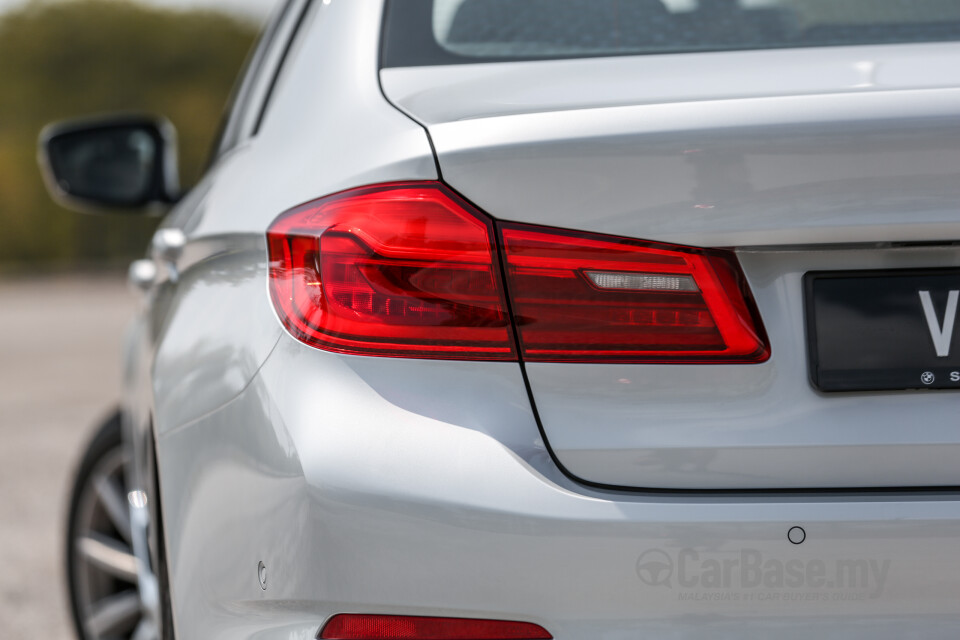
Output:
[{"xmin": 381, "ymin": 44, "xmax": 960, "ymax": 489}]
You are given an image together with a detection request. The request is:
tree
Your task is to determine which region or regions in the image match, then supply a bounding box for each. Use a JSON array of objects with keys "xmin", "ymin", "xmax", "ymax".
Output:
[{"xmin": 0, "ymin": 0, "xmax": 258, "ymax": 269}]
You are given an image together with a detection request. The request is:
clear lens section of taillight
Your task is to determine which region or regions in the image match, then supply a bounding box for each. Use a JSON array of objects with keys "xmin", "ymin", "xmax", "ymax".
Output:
[
  {"xmin": 499, "ymin": 223, "xmax": 770, "ymax": 363},
  {"xmin": 267, "ymin": 182, "xmax": 515, "ymax": 360}
]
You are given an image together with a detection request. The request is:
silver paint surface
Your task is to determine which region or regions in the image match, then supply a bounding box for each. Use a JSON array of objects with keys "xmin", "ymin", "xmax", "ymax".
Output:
[
  {"xmin": 382, "ymin": 41, "xmax": 960, "ymax": 489},
  {"xmin": 102, "ymin": 1, "xmax": 960, "ymax": 637}
]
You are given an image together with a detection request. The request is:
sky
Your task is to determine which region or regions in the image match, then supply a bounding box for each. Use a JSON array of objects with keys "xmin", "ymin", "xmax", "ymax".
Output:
[{"xmin": 0, "ymin": 0, "xmax": 276, "ymax": 20}]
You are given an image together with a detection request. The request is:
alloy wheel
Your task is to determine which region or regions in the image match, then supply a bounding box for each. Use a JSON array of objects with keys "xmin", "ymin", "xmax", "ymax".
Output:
[{"xmin": 67, "ymin": 421, "xmax": 160, "ymax": 640}]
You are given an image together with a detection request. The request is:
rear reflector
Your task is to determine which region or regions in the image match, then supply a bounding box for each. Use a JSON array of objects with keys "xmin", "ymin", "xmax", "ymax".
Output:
[
  {"xmin": 499, "ymin": 223, "xmax": 769, "ymax": 363},
  {"xmin": 267, "ymin": 182, "xmax": 768, "ymax": 363},
  {"xmin": 267, "ymin": 182, "xmax": 515, "ymax": 360},
  {"xmin": 318, "ymin": 615, "xmax": 552, "ymax": 640}
]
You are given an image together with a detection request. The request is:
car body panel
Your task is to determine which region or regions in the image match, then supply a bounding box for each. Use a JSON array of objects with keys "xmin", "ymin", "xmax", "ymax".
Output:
[
  {"xmin": 381, "ymin": 42, "xmax": 960, "ymax": 126},
  {"xmin": 94, "ymin": 0, "xmax": 960, "ymax": 637},
  {"xmin": 150, "ymin": 238, "xmax": 281, "ymax": 434},
  {"xmin": 381, "ymin": 43, "xmax": 960, "ymax": 490},
  {"xmin": 156, "ymin": 334, "xmax": 960, "ymax": 640},
  {"xmin": 143, "ymin": 0, "xmax": 437, "ymax": 437},
  {"xmin": 127, "ymin": 1, "xmax": 436, "ymax": 635},
  {"xmin": 382, "ymin": 43, "xmax": 960, "ymax": 248},
  {"xmin": 526, "ymin": 244, "xmax": 960, "ymax": 490}
]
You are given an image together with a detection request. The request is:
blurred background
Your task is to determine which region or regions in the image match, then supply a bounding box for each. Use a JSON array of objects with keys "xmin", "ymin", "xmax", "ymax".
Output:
[{"xmin": 0, "ymin": 1, "xmax": 269, "ymax": 636}]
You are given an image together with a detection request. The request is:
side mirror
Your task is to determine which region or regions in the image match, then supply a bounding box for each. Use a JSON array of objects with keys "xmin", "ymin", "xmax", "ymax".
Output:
[{"xmin": 39, "ymin": 115, "xmax": 180, "ymax": 213}]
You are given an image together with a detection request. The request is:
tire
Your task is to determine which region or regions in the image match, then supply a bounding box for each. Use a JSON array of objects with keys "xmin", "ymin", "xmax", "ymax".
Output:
[{"xmin": 65, "ymin": 410, "xmax": 172, "ymax": 640}]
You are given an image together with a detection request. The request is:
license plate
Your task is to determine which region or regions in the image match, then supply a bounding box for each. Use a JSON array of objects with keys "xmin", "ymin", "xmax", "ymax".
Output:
[{"xmin": 804, "ymin": 269, "xmax": 960, "ymax": 392}]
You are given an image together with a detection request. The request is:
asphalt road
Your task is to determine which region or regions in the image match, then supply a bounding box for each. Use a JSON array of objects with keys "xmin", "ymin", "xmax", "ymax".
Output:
[{"xmin": 0, "ymin": 275, "xmax": 134, "ymax": 639}]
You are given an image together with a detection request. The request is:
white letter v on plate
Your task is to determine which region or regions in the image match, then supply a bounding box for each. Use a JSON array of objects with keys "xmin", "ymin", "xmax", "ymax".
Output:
[{"xmin": 919, "ymin": 290, "xmax": 959, "ymax": 357}]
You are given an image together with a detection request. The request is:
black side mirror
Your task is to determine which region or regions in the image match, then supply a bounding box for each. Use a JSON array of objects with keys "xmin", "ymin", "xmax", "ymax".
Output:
[{"xmin": 39, "ymin": 115, "xmax": 180, "ymax": 213}]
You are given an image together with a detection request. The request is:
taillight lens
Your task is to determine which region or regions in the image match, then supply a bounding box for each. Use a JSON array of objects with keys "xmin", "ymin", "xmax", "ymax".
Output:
[
  {"xmin": 318, "ymin": 615, "xmax": 552, "ymax": 640},
  {"xmin": 267, "ymin": 182, "xmax": 515, "ymax": 360},
  {"xmin": 267, "ymin": 182, "xmax": 768, "ymax": 363},
  {"xmin": 499, "ymin": 223, "xmax": 769, "ymax": 363}
]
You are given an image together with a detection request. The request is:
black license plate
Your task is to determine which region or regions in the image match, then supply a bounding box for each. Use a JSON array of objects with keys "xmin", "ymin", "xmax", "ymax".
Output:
[{"xmin": 805, "ymin": 269, "xmax": 960, "ymax": 392}]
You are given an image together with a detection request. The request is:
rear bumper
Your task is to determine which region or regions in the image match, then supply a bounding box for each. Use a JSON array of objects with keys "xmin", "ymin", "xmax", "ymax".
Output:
[{"xmin": 158, "ymin": 334, "xmax": 960, "ymax": 639}]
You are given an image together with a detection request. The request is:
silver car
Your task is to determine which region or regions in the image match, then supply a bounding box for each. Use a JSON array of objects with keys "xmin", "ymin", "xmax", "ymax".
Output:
[{"xmin": 41, "ymin": 1, "xmax": 960, "ymax": 639}]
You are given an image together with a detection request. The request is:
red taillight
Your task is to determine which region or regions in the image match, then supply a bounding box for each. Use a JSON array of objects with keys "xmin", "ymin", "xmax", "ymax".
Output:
[
  {"xmin": 499, "ymin": 223, "xmax": 769, "ymax": 363},
  {"xmin": 318, "ymin": 615, "xmax": 552, "ymax": 640},
  {"xmin": 267, "ymin": 182, "xmax": 768, "ymax": 363},
  {"xmin": 267, "ymin": 182, "xmax": 515, "ymax": 360}
]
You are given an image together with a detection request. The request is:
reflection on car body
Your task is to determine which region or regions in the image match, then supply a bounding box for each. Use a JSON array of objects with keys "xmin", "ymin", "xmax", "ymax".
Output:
[{"xmin": 43, "ymin": 1, "xmax": 960, "ymax": 639}]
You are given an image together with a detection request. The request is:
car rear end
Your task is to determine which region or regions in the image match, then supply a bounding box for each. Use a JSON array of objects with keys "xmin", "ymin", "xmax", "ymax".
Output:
[
  {"xmin": 377, "ymin": 46, "xmax": 960, "ymax": 491},
  {"xmin": 160, "ymin": 1, "xmax": 960, "ymax": 638},
  {"xmin": 374, "ymin": 1, "xmax": 960, "ymax": 634}
]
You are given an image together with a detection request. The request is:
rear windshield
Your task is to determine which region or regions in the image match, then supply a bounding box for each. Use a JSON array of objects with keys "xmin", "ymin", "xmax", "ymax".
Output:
[{"xmin": 381, "ymin": 0, "xmax": 960, "ymax": 67}]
